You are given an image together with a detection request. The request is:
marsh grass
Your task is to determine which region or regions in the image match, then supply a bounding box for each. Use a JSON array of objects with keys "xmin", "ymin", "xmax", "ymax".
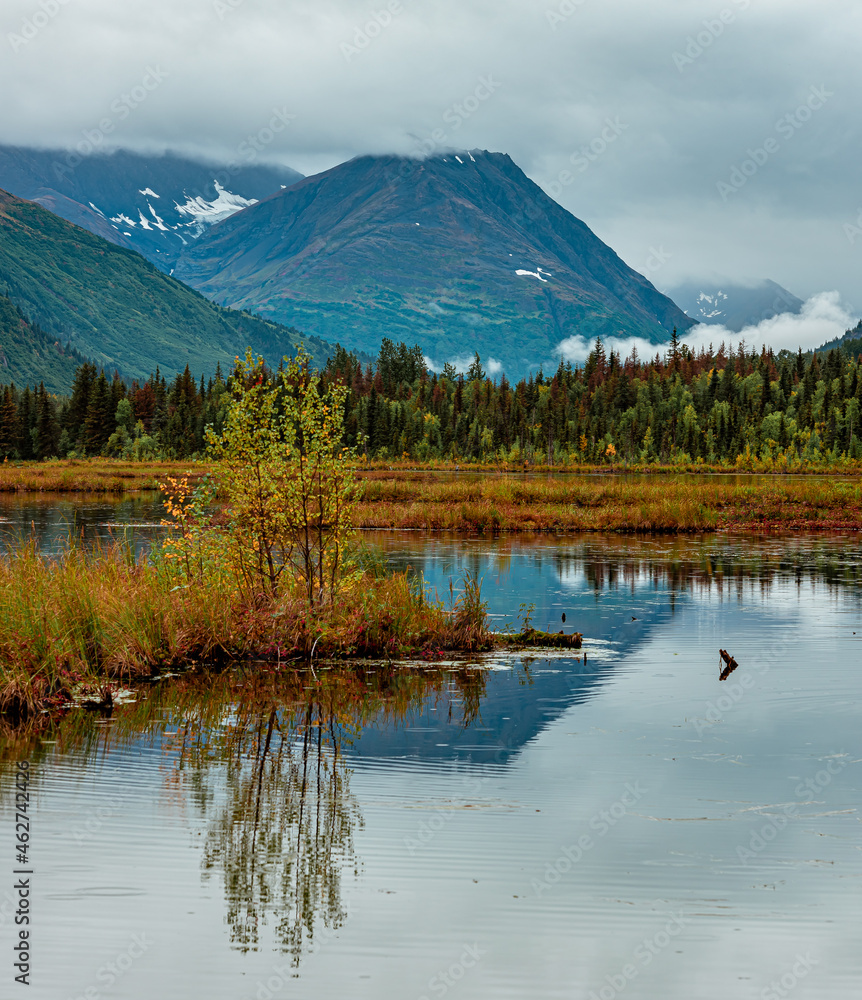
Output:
[
  {"xmin": 0, "ymin": 535, "xmax": 496, "ymax": 721},
  {"xmin": 0, "ymin": 459, "xmax": 208, "ymax": 493},
  {"xmin": 2, "ymin": 456, "xmax": 860, "ymax": 495},
  {"xmin": 352, "ymin": 475, "xmax": 862, "ymax": 531}
]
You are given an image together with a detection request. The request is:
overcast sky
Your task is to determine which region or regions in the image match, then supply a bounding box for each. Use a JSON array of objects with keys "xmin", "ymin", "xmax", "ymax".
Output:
[{"xmin": 3, "ymin": 0, "xmax": 861, "ymax": 314}]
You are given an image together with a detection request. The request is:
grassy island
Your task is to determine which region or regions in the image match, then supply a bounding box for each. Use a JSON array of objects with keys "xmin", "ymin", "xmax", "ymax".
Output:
[
  {"xmin": 1, "ymin": 461, "xmax": 861, "ymax": 531},
  {"xmin": 0, "ymin": 352, "xmax": 501, "ymax": 723},
  {"xmin": 0, "ymin": 537, "xmax": 500, "ymax": 721},
  {"xmin": 352, "ymin": 473, "xmax": 862, "ymax": 532}
]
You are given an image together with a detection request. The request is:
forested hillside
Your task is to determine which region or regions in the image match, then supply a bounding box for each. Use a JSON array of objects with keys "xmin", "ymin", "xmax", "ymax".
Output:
[
  {"xmin": 0, "ymin": 293, "xmax": 86, "ymax": 393},
  {"xmin": 327, "ymin": 336, "xmax": 862, "ymax": 466}
]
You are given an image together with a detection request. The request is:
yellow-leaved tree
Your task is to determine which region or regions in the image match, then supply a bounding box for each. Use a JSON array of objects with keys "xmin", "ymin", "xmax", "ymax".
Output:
[
  {"xmin": 204, "ymin": 348, "xmax": 360, "ymax": 607},
  {"xmin": 162, "ymin": 349, "xmax": 360, "ymax": 610},
  {"xmin": 279, "ymin": 351, "xmax": 360, "ymax": 607}
]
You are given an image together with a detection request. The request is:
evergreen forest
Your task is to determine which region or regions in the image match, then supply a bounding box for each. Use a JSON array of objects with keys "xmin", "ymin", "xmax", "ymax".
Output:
[{"xmin": 3, "ymin": 331, "xmax": 862, "ymax": 468}]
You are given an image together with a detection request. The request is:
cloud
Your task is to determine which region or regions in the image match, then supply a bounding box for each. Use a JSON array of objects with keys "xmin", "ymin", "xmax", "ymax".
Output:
[
  {"xmin": 3, "ymin": 1, "xmax": 862, "ymax": 308},
  {"xmin": 555, "ymin": 291, "xmax": 858, "ymax": 365},
  {"xmin": 690, "ymin": 290, "xmax": 857, "ymax": 353},
  {"xmin": 425, "ymin": 352, "xmax": 503, "ymax": 377}
]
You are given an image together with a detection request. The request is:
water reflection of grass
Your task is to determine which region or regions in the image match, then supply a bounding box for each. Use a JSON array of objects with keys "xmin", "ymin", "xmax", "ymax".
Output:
[{"xmin": 0, "ymin": 665, "xmax": 486, "ymax": 757}]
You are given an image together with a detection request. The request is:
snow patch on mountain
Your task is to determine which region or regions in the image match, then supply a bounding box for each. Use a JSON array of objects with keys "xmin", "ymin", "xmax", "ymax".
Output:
[
  {"xmin": 174, "ymin": 181, "xmax": 258, "ymax": 233},
  {"xmin": 111, "ymin": 213, "xmax": 136, "ymax": 228},
  {"xmin": 147, "ymin": 204, "xmax": 169, "ymax": 231},
  {"xmin": 516, "ymin": 267, "xmax": 553, "ymax": 283},
  {"xmin": 139, "ymin": 188, "xmax": 159, "ymax": 198},
  {"xmin": 694, "ymin": 290, "xmax": 728, "ymax": 319}
]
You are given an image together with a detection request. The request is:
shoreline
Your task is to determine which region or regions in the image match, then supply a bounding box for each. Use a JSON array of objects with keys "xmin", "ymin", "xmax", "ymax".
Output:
[
  {"xmin": 0, "ymin": 635, "xmax": 587, "ymax": 728},
  {"xmin": 0, "ymin": 457, "xmax": 860, "ymax": 494},
  {"xmin": 0, "ymin": 462, "xmax": 860, "ymax": 533}
]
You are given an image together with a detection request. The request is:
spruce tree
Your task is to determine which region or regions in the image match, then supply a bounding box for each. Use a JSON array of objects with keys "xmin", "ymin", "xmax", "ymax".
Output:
[
  {"xmin": 0, "ymin": 386, "xmax": 16, "ymax": 458},
  {"xmin": 84, "ymin": 372, "xmax": 112, "ymax": 455},
  {"xmin": 466, "ymin": 353, "xmax": 486, "ymax": 382},
  {"xmin": 34, "ymin": 384, "xmax": 60, "ymax": 459},
  {"xmin": 16, "ymin": 387, "xmax": 34, "ymax": 460},
  {"xmin": 66, "ymin": 362, "xmax": 97, "ymax": 450}
]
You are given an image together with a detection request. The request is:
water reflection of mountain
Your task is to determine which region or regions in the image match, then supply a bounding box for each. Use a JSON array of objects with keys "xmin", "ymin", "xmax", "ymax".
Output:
[
  {"xmin": 349, "ymin": 633, "xmax": 656, "ymax": 766},
  {"xmin": 350, "ymin": 532, "xmax": 862, "ymax": 764},
  {"xmin": 6, "ymin": 530, "xmax": 860, "ymax": 780},
  {"xmin": 347, "ymin": 537, "xmax": 686, "ymax": 763},
  {"xmin": 2, "ymin": 527, "xmax": 858, "ymax": 975},
  {"xmin": 351, "ymin": 567, "xmax": 683, "ymax": 764}
]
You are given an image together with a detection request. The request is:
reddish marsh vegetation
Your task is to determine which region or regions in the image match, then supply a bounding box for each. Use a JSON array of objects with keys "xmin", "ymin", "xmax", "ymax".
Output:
[
  {"xmin": 0, "ymin": 537, "xmax": 495, "ymax": 722},
  {"xmin": 353, "ymin": 475, "xmax": 862, "ymax": 532}
]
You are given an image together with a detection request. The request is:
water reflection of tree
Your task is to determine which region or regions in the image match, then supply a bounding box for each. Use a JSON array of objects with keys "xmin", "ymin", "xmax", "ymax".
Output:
[
  {"xmin": 549, "ymin": 535, "xmax": 862, "ymax": 603},
  {"xmin": 180, "ymin": 697, "xmax": 360, "ymax": 960},
  {"xmin": 161, "ymin": 666, "xmax": 485, "ymax": 961},
  {"xmin": 0, "ymin": 625, "xmax": 492, "ymax": 960},
  {"xmin": 0, "ymin": 666, "xmax": 487, "ymax": 965},
  {"xmin": 370, "ymin": 533, "xmax": 862, "ymax": 614}
]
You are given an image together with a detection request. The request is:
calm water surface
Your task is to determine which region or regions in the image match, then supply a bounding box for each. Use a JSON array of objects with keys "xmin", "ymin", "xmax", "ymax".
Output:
[
  {"xmin": 0, "ymin": 492, "xmax": 168, "ymax": 555},
  {"xmin": 0, "ymin": 498, "xmax": 860, "ymax": 999}
]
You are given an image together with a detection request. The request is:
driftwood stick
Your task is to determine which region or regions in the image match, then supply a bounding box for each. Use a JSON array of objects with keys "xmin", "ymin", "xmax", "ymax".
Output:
[{"xmin": 719, "ymin": 648, "xmax": 739, "ymax": 680}]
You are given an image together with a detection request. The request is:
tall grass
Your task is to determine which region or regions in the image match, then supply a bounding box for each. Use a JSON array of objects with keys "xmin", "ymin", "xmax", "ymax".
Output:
[
  {"xmin": 0, "ymin": 536, "xmax": 495, "ymax": 721},
  {"xmin": 2, "ymin": 457, "xmax": 859, "ymax": 495}
]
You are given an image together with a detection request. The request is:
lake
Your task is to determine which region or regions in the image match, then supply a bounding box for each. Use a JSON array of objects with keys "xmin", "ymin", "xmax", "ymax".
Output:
[
  {"xmin": 0, "ymin": 496, "xmax": 860, "ymax": 999},
  {"xmin": 0, "ymin": 492, "xmax": 169, "ymax": 556}
]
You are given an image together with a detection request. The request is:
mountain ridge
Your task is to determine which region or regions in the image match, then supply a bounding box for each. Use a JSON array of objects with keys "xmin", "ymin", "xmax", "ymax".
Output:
[
  {"xmin": 670, "ymin": 279, "xmax": 804, "ymax": 332},
  {"xmin": 0, "ymin": 187, "xmax": 332, "ymax": 389},
  {"xmin": 174, "ymin": 150, "xmax": 694, "ymax": 375},
  {"xmin": 0, "ymin": 144, "xmax": 303, "ymax": 270}
]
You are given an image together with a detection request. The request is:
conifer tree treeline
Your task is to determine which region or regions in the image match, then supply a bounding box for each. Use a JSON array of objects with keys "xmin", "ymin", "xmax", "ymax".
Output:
[
  {"xmin": 323, "ymin": 333, "xmax": 862, "ymax": 466},
  {"xmin": 2, "ymin": 332, "xmax": 862, "ymax": 465},
  {"xmin": 0, "ymin": 362, "xmax": 229, "ymax": 461}
]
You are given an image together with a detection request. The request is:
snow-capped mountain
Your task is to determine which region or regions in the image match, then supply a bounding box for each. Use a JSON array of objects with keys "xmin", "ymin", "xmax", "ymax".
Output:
[
  {"xmin": 0, "ymin": 145, "xmax": 302, "ymax": 270},
  {"xmin": 670, "ymin": 279, "xmax": 803, "ymax": 332},
  {"xmin": 0, "ymin": 187, "xmax": 333, "ymax": 386},
  {"xmin": 173, "ymin": 150, "xmax": 693, "ymax": 375},
  {"xmin": 173, "ymin": 181, "xmax": 260, "ymax": 234}
]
